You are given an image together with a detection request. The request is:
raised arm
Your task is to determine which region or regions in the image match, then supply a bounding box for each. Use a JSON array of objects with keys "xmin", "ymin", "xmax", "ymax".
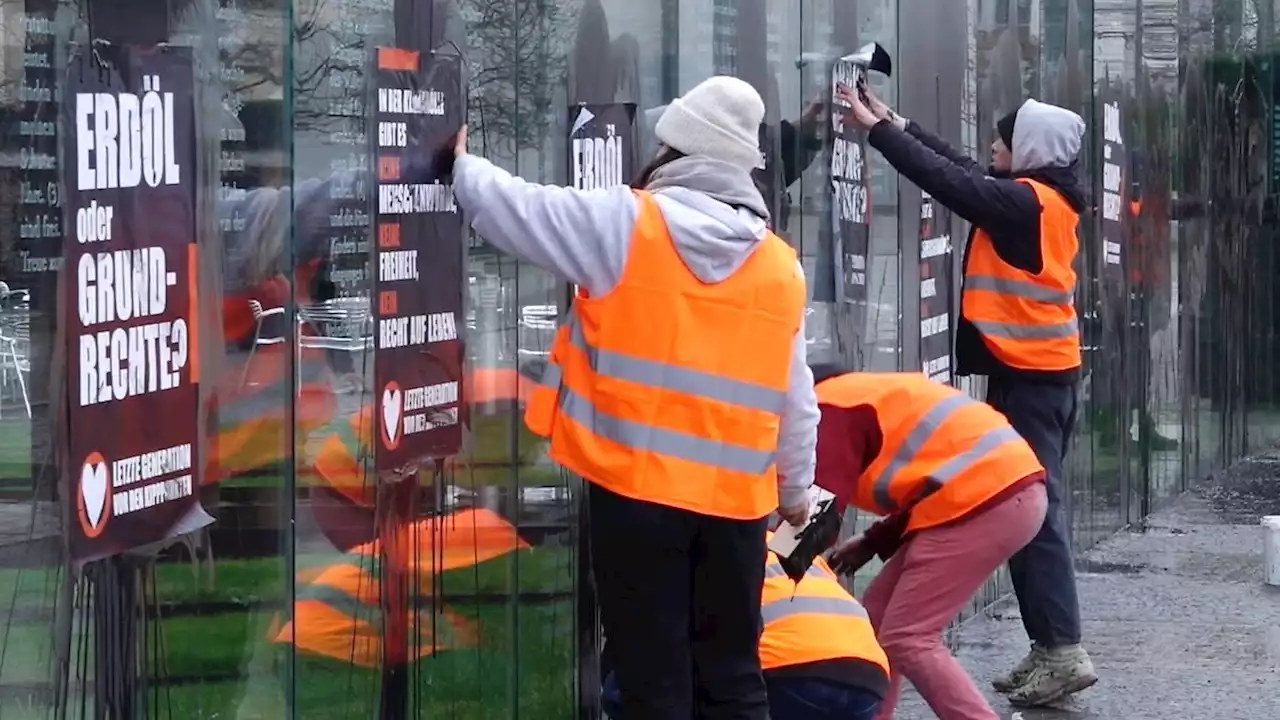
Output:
[
  {"xmin": 867, "ymin": 120, "xmax": 1041, "ymax": 236},
  {"xmin": 451, "ymin": 151, "xmax": 638, "ymax": 297}
]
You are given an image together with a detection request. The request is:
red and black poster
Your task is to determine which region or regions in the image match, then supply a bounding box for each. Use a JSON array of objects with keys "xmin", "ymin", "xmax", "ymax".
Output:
[
  {"xmin": 830, "ymin": 58, "xmax": 870, "ymax": 308},
  {"xmin": 62, "ymin": 45, "xmax": 209, "ymax": 564},
  {"xmin": 371, "ymin": 47, "xmax": 464, "ymax": 475},
  {"xmin": 568, "ymin": 102, "xmax": 636, "ymax": 191},
  {"xmin": 1100, "ymin": 91, "xmax": 1125, "ymax": 278},
  {"xmin": 919, "ymin": 192, "xmax": 954, "ymax": 385}
]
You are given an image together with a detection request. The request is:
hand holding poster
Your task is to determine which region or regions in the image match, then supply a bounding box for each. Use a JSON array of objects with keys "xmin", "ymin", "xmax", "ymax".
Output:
[
  {"xmin": 63, "ymin": 46, "xmax": 210, "ymax": 564},
  {"xmin": 371, "ymin": 47, "xmax": 465, "ymax": 475},
  {"xmin": 919, "ymin": 192, "xmax": 954, "ymax": 385}
]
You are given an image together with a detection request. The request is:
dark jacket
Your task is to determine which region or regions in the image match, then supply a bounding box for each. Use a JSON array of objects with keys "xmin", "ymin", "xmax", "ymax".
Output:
[{"xmin": 866, "ymin": 103, "xmax": 1088, "ymax": 384}]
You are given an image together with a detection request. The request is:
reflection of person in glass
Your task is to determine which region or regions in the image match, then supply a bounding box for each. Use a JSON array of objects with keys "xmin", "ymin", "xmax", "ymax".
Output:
[
  {"xmin": 839, "ymin": 84, "xmax": 1097, "ymax": 708},
  {"xmin": 640, "ymin": 97, "xmax": 827, "ymax": 232},
  {"xmin": 451, "ymin": 76, "xmax": 819, "ymax": 719},
  {"xmin": 602, "ymin": 530, "xmax": 888, "ymax": 720},
  {"xmin": 1120, "ymin": 164, "xmax": 1178, "ymax": 451}
]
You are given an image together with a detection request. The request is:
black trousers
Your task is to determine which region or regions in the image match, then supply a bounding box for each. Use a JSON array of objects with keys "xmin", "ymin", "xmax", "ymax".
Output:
[
  {"xmin": 589, "ymin": 484, "xmax": 771, "ymax": 720},
  {"xmin": 987, "ymin": 377, "xmax": 1082, "ymax": 647}
]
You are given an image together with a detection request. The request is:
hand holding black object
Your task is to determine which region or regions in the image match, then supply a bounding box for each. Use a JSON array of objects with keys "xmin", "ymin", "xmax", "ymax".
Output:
[
  {"xmin": 827, "ymin": 534, "xmax": 876, "ymax": 575},
  {"xmin": 778, "ymin": 501, "xmax": 810, "ymax": 528},
  {"xmin": 835, "ymin": 83, "xmax": 878, "ymax": 131}
]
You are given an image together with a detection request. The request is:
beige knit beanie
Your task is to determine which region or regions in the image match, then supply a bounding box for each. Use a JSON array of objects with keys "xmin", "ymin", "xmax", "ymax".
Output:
[{"xmin": 654, "ymin": 76, "xmax": 765, "ymax": 171}]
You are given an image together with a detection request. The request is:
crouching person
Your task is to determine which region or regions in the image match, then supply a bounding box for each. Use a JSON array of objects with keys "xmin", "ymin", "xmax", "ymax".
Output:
[
  {"xmin": 602, "ymin": 531, "xmax": 889, "ymax": 720},
  {"xmin": 813, "ymin": 365, "xmax": 1048, "ymax": 720}
]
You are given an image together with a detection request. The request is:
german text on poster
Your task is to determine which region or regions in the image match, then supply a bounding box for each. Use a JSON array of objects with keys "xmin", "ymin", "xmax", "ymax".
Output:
[
  {"xmin": 918, "ymin": 193, "xmax": 953, "ymax": 385},
  {"xmin": 568, "ymin": 103, "xmax": 636, "ymax": 191},
  {"xmin": 567, "ymin": 103, "xmax": 635, "ymax": 299},
  {"xmin": 1100, "ymin": 95, "xmax": 1125, "ymax": 275},
  {"xmin": 830, "ymin": 59, "xmax": 870, "ymax": 307},
  {"xmin": 371, "ymin": 47, "xmax": 464, "ymax": 473},
  {"xmin": 63, "ymin": 46, "xmax": 209, "ymax": 564}
]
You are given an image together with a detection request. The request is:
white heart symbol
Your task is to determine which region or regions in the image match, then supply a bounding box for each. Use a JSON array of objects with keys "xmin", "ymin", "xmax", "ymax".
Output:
[
  {"xmin": 382, "ymin": 387, "xmax": 402, "ymax": 443},
  {"xmin": 81, "ymin": 461, "xmax": 107, "ymax": 529}
]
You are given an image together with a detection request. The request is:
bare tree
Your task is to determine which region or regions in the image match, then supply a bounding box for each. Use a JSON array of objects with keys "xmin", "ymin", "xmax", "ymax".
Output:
[{"xmin": 462, "ymin": 0, "xmax": 570, "ymax": 158}]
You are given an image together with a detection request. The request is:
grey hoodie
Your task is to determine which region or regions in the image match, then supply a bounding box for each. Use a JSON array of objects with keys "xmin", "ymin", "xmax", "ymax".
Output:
[{"xmin": 453, "ymin": 153, "xmax": 818, "ymax": 508}]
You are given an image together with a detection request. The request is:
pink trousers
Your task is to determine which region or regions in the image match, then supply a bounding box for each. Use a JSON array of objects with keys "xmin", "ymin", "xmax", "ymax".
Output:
[{"xmin": 863, "ymin": 482, "xmax": 1048, "ymax": 720}]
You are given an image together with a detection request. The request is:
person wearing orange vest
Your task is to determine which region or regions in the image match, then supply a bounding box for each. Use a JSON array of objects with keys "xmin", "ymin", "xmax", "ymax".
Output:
[
  {"xmin": 601, "ymin": 533, "xmax": 888, "ymax": 719},
  {"xmin": 839, "ymin": 83, "xmax": 1097, "ymax": 707},
  {"xmin": 451, "ymin": 76, "xmax": 820, "ymax": 719},
  {"xmin": 809, "ymin": 366, "xmax": 1050, "ymax": 719}
]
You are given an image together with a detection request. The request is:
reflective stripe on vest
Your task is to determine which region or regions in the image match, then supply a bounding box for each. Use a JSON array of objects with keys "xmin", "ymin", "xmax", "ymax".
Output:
[
  {"xmin": 758, "ymin": 553, "xmax": 889, "ymax": 674},
  {"xmin": 533, "ymin": 190, "xmax": 805, "ymax": 519},
  {"xmin": 962, "ymin": 275, "xmax": 1074, "ymax": 306},
  {"xmin": 870, "ymin": 392, "xmax": 1022, "ymax": 512},
  {"xmin": 870, "ymin": 392, "xmax": 1018, "ymax": 504},
  {"xmin": 816, "ymin": 372, "xmax": 1045, "ymax": 532},
  {"xmin": 962, "ymin": 178, "xmax": 1080, "ymax": 370},
  {"xmin": 761, "ymin": 594, "xmax": 870, "ymax": 624},
  {"xmin": 536, "ymin": 315, "xmax": 782, "ymax": 476}
]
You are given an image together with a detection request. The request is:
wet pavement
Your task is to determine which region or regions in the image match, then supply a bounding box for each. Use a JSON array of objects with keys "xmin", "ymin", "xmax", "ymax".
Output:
[{"xmin": 896, "ymin": 449, "xmax": 1280, "ymax": 719}]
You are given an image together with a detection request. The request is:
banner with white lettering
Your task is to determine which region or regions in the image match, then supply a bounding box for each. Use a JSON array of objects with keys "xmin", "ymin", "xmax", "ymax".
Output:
[
  {"xmin": 568, "ymin": 102, "xmax": 636, "ymax": 192},
  {"xmin": 918, "ymin": 192, "xmax": 953, "ymax": 385},
  {"xmin": 567, "ymin": 102, "xmax": 634, "ymax": 299},
  {"xmin": 62, "ymin": 45, "xmax": 209, "ymax": 564},
  {"xmin": 1100, "ymin": 89, "xmax": 1125, "ymax": 278},
  {"xmin": 830, "ymin": 59, "xmax": 870, "ymax": 307},
  {"xmin": 371, "ymin": 47, "xmax": 464, "ymax": 474}
]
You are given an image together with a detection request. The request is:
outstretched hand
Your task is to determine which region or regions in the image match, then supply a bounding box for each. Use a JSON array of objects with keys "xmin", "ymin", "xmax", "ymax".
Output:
[
  {"xmin": 835, "ymin": 83, "xmax": 878, "ymax": 131},
  {"xmin": 454, "ymin": 125, "xmax": 469, "ymax": 157}
]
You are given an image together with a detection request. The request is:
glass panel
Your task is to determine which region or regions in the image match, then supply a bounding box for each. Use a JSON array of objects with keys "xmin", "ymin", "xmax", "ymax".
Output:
[{"xmin": 0, "ymin": 1, "xmax": 1277, "ymax": 718}]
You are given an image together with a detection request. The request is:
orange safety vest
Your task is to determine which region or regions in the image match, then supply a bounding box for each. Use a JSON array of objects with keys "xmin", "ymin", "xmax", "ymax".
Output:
[
  {"xmin": 273, "ymin": 508, "xmax": 529, "ymax": 666},
  {"xmin": 962, "ymin": 178, "xmax": 1081, "ymax": 371},
  {"xmin": 815, "ymin": 372, "xmax": 1043, "ymax": 532},
  {"xmin": 524, "ymin": 190, "xmax": 806, "ymax": 520},
  {"xmin": 759, "ymin": 538, "xmax": 889, "ymax": 675}
]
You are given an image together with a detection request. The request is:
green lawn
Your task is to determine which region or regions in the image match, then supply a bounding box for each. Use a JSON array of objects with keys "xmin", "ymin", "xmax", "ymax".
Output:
[{"xmin": 0, "ymin": 547, "xmax": 578, "ymax": 719}]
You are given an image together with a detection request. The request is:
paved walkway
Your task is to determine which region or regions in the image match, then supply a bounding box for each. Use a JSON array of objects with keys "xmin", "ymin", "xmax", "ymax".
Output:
[{"xmin": 898, "ymin": 449, "xmax": 1280, "ymax": 720}]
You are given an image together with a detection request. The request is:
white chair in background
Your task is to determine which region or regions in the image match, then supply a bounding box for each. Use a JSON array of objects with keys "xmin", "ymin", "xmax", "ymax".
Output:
[{"xmin": 241, "ymin": 299, "xmax": 287, "ymax": 389}]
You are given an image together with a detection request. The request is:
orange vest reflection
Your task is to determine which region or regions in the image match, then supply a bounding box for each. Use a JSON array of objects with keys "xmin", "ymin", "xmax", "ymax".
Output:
[{"xmin": 271, "ymin": 507, "xmax": 530, "ymax": 667}]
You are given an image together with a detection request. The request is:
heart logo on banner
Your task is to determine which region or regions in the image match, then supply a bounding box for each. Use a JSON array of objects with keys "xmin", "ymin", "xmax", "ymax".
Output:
[
  {"xmin": 80, "ymin": 454, "xmax": 109, "ymax": 534},
  {"xmin": 382, "ymin": 383, "xmax": 402, "ymax": 449}
]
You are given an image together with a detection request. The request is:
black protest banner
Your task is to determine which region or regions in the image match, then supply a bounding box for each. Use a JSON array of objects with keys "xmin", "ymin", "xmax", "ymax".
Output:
[
  {"xmin": 830, "ymin": 59, "xmax": 870, "ymax": 308},
  {"xmin": 63, "ymin": 45, "xmax": 210, "ymax": 565},
  {"xmin": 567, "ymin": 102, "xmax": 635, "ymax": 299},
  {"xmin": 568, "ymin": 102, "xmax": 636, "ymax": 191},
  {"xmin": 1100, "ymin": 90, "xmax": 1125, "ymax": 279},
  {"xmin": 918, "ymin": 193, "xmax": 954, "ymax": 385},
  {"xmin": 371, "ymin": 47, "xmax": 465, "ymax": 475}
]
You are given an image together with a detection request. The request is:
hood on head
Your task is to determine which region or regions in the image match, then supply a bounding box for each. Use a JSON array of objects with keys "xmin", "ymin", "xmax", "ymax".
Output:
[
  {"xmin": 642, "ymin": 155, "xmax": 773, "ymax": 284},
  {"xmin": 1010, "ymin": 99, "xmax": 1084, "ymax": 174}
]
